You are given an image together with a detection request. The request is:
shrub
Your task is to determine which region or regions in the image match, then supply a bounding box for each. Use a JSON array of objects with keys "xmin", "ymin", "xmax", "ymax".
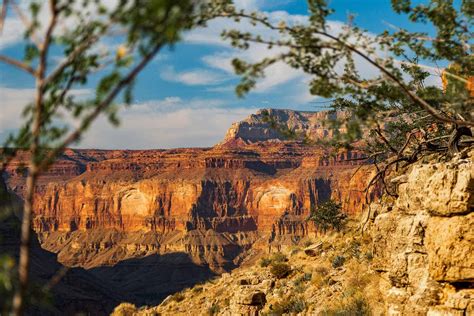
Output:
[
  {"xmin": 347, "ymin": 240, "xmax": 361, "ymax": 259},
  {"xmin": 170, "ymin": 292, "xmax": 185, "ymax": 303},
  {"xmin": 208, "ymin": 303, "xmax": 220, "ymax": 315},
  {"xmin": 261, "ymin": 252, "xmax": 288, "ymax": 268},
  {"xmin": 192, "ymin": 286, "xmax": 203, "ymax": 294},
  {"xmin": 308, "ymin": 200, "xmax": 347, "ymax": 233},
  {"xmin": 314, "ymin": 265, "xmax": 329, "ymax": 276},
  {"xmin": 332, "ymin": 255, "xmax": 346, "ymax": 268},
  {"xmin": 270, "ymin": 263, "xmax": 292, "ymax": 279},
  {"xmin": 323, "ymin": 297, "xmax": 371, "ymax": 316},
  {"xmin": 271, "ymin": 252, "xmax": 288, "ymax": 263},
  {"xmin": 364, "ymin": 251, "xmax": 373, "ymax": 261},
  {"xmin": 260, "ymin": 257, "xmax": 272, "ymax": 267},
  {"xmin": 271, "ymin": 297, "xmax": 306, "ymax": 314}
]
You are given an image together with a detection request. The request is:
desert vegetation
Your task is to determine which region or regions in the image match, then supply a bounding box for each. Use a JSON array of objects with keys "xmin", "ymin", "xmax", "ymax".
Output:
[{"xmin": 113, "ymin": 219, "xmax": 385, "ymax": 315}]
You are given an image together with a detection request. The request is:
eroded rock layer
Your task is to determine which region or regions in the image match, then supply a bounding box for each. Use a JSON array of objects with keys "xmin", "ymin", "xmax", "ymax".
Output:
[{"xmin": 3, "ymin": 109, "xmax": 374, "ymax": 274}]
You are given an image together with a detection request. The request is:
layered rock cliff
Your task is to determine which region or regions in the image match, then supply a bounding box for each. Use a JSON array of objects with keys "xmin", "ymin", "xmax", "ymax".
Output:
[
  {"xmin": 114, "ymin": 148, "xmax": 473, "ymax": 316},
  {"xmin": 29, "ymin": 143, "xmax": 373, "ymax": 271},
  {"xmin": 2, "ymin": 109, "xmax": 376, "ymax": 307}
]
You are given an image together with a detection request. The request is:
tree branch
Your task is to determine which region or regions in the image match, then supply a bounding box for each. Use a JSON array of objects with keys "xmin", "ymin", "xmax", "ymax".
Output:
[
  {"xmin": 12, "ymin": 1, "xmax": 60, "ymax": 314},
  {"xmin": 0, "ymin": 54, "xmax": 37, "ymax": 76},
  {"xmin": 222, "ymin": 11, "xmax": 474, "ymax": 127}
]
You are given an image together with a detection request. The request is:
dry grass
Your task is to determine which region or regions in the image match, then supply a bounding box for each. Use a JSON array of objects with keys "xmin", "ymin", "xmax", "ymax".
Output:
[{"xmin": 114, "ymin": 220, "xmax": 385, "ymax": 315}]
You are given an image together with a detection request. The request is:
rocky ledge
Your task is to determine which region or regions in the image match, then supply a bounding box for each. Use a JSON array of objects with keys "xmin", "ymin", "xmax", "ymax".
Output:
[{"xmin": 368, "ymin": 149, "xmax": 473, "ymax": 315}]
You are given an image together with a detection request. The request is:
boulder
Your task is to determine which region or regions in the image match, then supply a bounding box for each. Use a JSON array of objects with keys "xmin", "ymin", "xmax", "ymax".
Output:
[{"xmin": 304, "ymin": 242, "xmax": 323, "ymax": 257}]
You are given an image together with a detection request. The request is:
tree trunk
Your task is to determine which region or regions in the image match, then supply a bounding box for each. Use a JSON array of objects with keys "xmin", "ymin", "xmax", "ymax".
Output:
[{"xmin": 11, "ymin": 167, "xmax": 37, "ymax": 316}]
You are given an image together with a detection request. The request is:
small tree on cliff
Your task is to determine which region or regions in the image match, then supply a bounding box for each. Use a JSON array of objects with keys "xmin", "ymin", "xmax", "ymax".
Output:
[
  {"xmin": 0, "ymin": 1, "xmax": 229, "ymax": 314},
  {"xmin": 308, "ymin": 200, "xmax": 347, "ymax": 233},
  {"xmin": 216, "ymin": 0, "xmax": 473, "ymax": 196}
]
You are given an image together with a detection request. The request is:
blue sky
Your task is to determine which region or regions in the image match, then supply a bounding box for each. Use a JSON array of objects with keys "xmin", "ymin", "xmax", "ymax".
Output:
[{"xmin": 0, "ymin": 0, "xmax": 440, "ymax": 149}]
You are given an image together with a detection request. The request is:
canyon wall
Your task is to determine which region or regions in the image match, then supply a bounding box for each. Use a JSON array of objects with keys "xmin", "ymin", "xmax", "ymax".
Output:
[{"xmin": 3, "ymin": 109, "xmax": 374, "ymax": 276}]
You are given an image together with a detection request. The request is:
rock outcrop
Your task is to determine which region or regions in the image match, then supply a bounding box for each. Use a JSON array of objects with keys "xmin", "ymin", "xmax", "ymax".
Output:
[
  {"xmin": 368, "ymin": 149, "xmax": 474, "ymax": 315},
  {"xmin": 221, "ymin": 108, "xmax": 348, "ymax": 145}
]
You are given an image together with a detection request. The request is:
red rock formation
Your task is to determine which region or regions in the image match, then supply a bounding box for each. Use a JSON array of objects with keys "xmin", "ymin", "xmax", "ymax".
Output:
[{"xmin": 3, "ymin": 109, "xmax": 376, "ymax": 272}]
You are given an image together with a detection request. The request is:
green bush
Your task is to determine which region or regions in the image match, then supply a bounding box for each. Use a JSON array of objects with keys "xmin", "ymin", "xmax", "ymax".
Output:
[
  {"xmin": 270, "ymin": 263, "xmax": 291, "ymax": 279},
  {"xmin": 208, "ymin": 303, "xmax": 220, "ymax": 315},
  {"xmin": 271, "ymin": 252, "xmax": 288, "ymax": 263},
  {"xmin": 323, "ymin": 297, "xmax": 371, "ymax": 316},
  {"xmin": 308, "ymin": 200, "xmax": 347, "ymax": 233},
  {"xmin": 260, "ymin": 252, "xmax": 288, "ymax": 268},
  {"xmin": 332, "ymin": 255, "xmax": 346, "ymax": 268},
  {"xmin": 347, "ymin": 240, "xmax": 361, "ymax": 259},
  {"xmin": 170, "ymin": 292, "xmax": 185, "ymax": 303},
  {"xmin": 260, "ymin": 257, "xmax": 272, "ymax": 267},
  {"xmin": 271, "ymin": 297, "xmax": 306, "ymax": 315}
]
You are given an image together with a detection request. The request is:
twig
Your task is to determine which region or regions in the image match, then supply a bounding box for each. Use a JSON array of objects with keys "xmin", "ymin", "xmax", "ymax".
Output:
[
  {"xmin": 0, "ymin": 55, "xmax": 37, "ymax": 76},
  {"xmin": 0, "ymin": 0, "xmax": 7, "ymax": 34},
  {"xmin": 223, "ymin": 12, "xmax": 474, "ymax": 127}
]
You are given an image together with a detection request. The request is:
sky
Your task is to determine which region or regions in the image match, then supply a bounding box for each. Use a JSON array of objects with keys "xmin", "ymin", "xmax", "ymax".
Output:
[{"xmin": 0, "ymin": 0, "xmax": 440, "ymax": 149}]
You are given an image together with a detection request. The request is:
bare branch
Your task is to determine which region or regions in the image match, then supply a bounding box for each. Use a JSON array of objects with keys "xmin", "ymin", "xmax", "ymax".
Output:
[
  {"xmin": 0, "ymin": 54, "xmax": 37, "ymax": 76},
  {"xmin": 0, "ymin": 0, "xmax": 7, "ymax": 34},
  {"xmin": 374, "ymin": 124, "xmax": 398, "ymax": 154}
]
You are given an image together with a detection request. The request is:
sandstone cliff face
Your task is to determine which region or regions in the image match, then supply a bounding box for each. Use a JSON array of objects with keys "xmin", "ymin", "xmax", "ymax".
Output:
[
  {"xmin": 29, "ymin": 143, "xmax": 373, "ymax": 271},
  {"xmin": 114, "ymin": 149, "xmax": 473, "ymax": 316},
  {"xmin": 368, "ymin": 149, "xmax": 474, "ymax": 315},
  {"xmin": 2, "ymin": 109, "xmax": 375, "ymax": 306}
]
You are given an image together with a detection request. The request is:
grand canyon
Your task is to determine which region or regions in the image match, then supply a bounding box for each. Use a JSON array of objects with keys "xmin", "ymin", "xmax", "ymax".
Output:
[
  {"xmin": 1, "ymin": 109, "xmax": 473, "ymax": 315},
  {"xmin": 1, "ymin": 1, "xmax": 473, "ymax": 315},
  {"xmin": 2, "ymin": 109, "xmax": 376, "ymax": 312}
]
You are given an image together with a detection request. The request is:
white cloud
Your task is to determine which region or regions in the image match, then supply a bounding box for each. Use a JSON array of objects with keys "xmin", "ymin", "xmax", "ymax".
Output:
[
  {"xmin": 0, "ymin": 1, "xmax": 122, "ymax": 51},
  {"xmin": 161, "ymin": 66, "xmax": 229, "ymax": 86},
  {"xmin": 233, "ymin": 0, "xmax": 264, "ymax": 10},
  {"xmin": 0, "ymin": 17, "xmax": 24, "ymax": 49},
  {"xmin": 78, "ymin": 102, "xmax": 257, "ymax": 149},
  {"xmin": 206, "ymin": 85, "xmax": 236, "ymax": 93},
  {"xmin": 0, "ymin": 86, "xmax": 92, "ymax": 141},
  {"xmin": 0, "ymin": 88, "xmax": 252, "ymax": 148},
  {"xmin": 0, "ymin": 87, "xmax": 35, "ymax": 132},
  {"xmin": 190, "ymin": 11, "xmax": 315, "ymax": 94}
]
